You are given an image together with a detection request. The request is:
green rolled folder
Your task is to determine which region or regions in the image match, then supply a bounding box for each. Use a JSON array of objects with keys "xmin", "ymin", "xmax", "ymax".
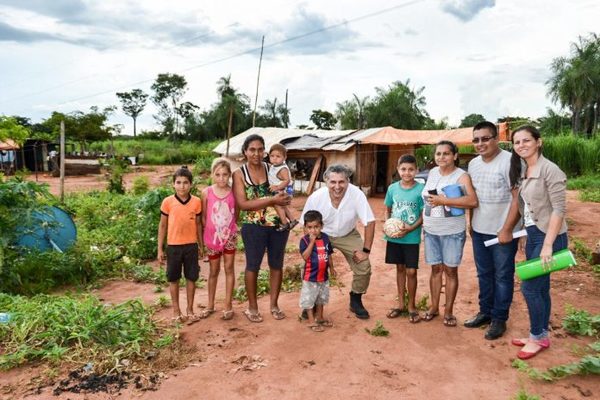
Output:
[{"xmin": 516, "ymin": 249, "xmax": 577, "ymax": 280}]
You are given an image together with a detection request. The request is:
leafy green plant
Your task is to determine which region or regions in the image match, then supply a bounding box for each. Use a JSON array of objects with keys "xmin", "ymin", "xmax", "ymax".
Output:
[
  {"xmin": 154, "ymin": 295, "xmax": 170, "ymax": 308},
  {"xmin": 281, "ymin": 264, "xmax": 303, "ymax": 292},
  {"xmin": 233, "ymin": 270, "xmax": 270, "ymax": 302},
  {"xmin": 106, "ymin": 158, "xmax": 128, "ymax": 194},
  {"xmin": 571, "ymin": 238, "xmax": 592, "ymax": 263},
  {"xmin": 131, "ymin": 175, "xmax": 150, "ymax": 195},
  {"xmin": 562, "ymin": 306, "xmax": 600, "ymax": 337},
  {"xmin": 512, "ymin": 389, "xmax": 540, "ymax": 400},
  {"xmin": 365, "ymin": 321, "xmax": 389, "ymax": 337},
  {"xmin": 580, "ymin": 189, "xmax": 600, "ymax": 203}
]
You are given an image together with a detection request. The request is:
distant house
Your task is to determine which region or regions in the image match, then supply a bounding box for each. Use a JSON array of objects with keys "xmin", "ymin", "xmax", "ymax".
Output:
[{"xmin": 212, "ymin": 123, "xmax": 509, "ymax": 196}]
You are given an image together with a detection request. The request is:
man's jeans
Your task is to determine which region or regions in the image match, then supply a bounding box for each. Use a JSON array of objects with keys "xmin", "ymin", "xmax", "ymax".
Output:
[
  {"xmin": 472, "ymin": 231, "xmax": 518, "ymax": 322},
  {"xmin": 522, "ymin": 225, "xmax": 568, "ymax": 339}
]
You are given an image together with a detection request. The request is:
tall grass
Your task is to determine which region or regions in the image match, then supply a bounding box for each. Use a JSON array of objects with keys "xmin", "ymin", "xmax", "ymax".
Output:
[
  {"xmin": 89, "ymin": 139, "xmax": 220, "ymax": 166},
  {"xmin": 542, "ymin": 135, "xmax": 600, "ymax": 177}
]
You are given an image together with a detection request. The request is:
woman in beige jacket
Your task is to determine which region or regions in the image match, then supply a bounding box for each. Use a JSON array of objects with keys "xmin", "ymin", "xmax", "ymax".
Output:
[{"xmin": 502, "ymin": 125, "xmax": 568, "ymax": 360}]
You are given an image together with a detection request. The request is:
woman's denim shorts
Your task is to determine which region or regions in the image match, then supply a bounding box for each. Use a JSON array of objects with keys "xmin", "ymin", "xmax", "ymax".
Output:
[{"xmin": 424, "ymin": 231, "xmax": 466, "ymax": 267}]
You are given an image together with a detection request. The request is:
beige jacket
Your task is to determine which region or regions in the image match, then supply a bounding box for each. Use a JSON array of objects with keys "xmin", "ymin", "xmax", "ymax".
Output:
[{"xmin": 518, "ymin": 155, "xmax": 568, "ymax": 234}]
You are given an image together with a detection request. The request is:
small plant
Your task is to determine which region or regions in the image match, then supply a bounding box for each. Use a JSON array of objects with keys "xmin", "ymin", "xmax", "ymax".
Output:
[
  {"xmin": 580, "ymin": 188, "xmax": 600, "ymax": 203},
  {"xmin": 562, "ymin": 306, "xmax": 600, "ymax": 337},
  {"xmin": 365, "ymin": 321, "xmax": 389, "ymax": 337},
  {"xmin": 106, "ymin": 158, "xmax": 128, "ymax": 194},
  {"xmin": 281, "ymin": 264, "xmax": 303, "ymax": 292},
  {"xmin": 131, "ymin": 175, "xmax": 150, "ymax": 195},
  {"xmin": 233, "ymin": 270, "xmax": 270, "ymax": 302},
  {"xmin": 154, "ymin": 295, "xmax": 170, "ymax": 308},
  {"xmin": 285, "ymin": 244, "xmax": 298, "ymax": 253},
  {"xmin": 512, "ymin": 389, "xmax": 540, "ymax": 400},
  {"xmin": 571, "ymin": 238, "xmax": 592, "ymax": 263}
]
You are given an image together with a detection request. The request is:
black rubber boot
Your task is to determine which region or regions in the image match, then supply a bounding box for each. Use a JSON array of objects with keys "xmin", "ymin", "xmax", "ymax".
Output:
[{"xmin": 349, "ymin": 292, "xmax": 370, "ymax": 319}]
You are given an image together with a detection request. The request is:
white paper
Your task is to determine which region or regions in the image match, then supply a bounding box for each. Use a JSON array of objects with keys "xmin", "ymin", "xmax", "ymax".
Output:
[{"xmin": 484, "ymin": 229, "xmax": 528, "ymax": 247}]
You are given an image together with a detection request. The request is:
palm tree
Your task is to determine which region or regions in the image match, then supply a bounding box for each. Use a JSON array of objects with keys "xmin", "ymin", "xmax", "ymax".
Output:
[
  {"xmin": 547, "ymin": 34, "xmax": 600, "ymax": 134},
  {"xmin": 216, "ymin": 75, "xmax": 248, "ymax": 156},
  {"xmin": 352, "ymin": 93, "xmax": 369, "ymax": 129}
]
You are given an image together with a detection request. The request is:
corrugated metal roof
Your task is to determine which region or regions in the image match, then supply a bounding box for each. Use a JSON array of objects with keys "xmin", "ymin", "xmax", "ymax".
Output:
[
  {"xmin": 321, "ymin": 128, "xmax": 381, "ymax": 151},
  {"xmin": 212, "ymin": 127, "xmax": 356, "ymax": 156}
]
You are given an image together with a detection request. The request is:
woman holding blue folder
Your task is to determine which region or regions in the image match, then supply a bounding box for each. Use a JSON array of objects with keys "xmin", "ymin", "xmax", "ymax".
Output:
[
  {"xmin": 421, "ymin": 140, "xmax": 478, "ymax": 327},
  {"xmin": 502, "ymin": 125, "xmax": 568, "ymax": 360}
]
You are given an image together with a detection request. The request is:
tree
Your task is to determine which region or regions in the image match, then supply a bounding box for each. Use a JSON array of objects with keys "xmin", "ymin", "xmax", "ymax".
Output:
[
  {"xmin": 151, "ymin": 73, "xmax": 188, "ymax": 138},
  {"xmin": 116, "ymin": 89, "xmax": 148, "ymax": 137},
  {"xmin": 42, "ymin": 107, "xmax": 115, "ymax": 151},
  {"xmin": 547, "ymin": 33, "xmax": 600, "ymax": 134},
  {"xmin": 310, "ymin": 109, "xmax": 337, "ymax": 130},
  {"xmin": 216, "ymin": 75, "xmax": 250, "ymax": 156},
  {"xmin": 0, "ymin": 115, "xmax": 29, "ymax": 145},
  {"xmin": 537, "ymin": 108, "xmax": 571, "ymax": 135},
  {"xmin": 335, "ymin": 94, "xmax": 369, "ymax": 130},
  {"xmin": 364, "ymin": 80, "xmax": 432, "ymax": 129},
  {"xmin": 459, "ymin": 113, "xmax": 486, "ymax": 128}
]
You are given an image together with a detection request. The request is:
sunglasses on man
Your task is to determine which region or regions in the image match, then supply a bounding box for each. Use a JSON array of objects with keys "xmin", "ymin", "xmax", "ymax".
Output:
[{"xmin": 471, "ymin": 136, "xmax": 496, "ymax": 144}]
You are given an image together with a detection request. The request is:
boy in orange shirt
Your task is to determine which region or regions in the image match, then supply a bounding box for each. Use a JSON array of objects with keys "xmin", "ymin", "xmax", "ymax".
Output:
[{"xmin": 157, "ymin": 166, "xmax": 204, "ymax": 324}]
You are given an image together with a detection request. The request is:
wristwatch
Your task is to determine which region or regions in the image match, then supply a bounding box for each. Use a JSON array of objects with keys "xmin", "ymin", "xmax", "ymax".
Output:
[{"xmin": 362, "ymin": 247, "xmax": 371, "ymax": 254}]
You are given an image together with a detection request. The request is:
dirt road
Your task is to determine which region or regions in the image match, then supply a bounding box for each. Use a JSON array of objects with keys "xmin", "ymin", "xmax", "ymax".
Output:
[{"xmin": 8, "ymin": 171, "xmax": 599, "ymax": 400}]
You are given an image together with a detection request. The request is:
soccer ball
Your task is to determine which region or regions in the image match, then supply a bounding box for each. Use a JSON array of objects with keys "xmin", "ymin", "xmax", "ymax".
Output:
[{"xmin": 383, "ymin": 218, "xmax": 406, "ymax": 238}]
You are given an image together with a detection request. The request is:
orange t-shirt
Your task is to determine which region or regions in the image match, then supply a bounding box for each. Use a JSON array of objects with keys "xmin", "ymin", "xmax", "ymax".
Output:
[{"xmin": 160, "ymin": 194, "xmax": 202, "ymax": 245}]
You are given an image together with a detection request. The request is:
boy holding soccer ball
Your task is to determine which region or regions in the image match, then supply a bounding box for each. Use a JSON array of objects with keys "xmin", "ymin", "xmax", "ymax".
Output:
[{"xmin": 384, "ymin": 154, "xmax": 424, "ymax": 322}]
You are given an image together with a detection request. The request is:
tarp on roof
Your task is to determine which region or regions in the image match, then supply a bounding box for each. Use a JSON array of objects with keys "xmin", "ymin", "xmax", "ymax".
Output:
[
  {"xmin": 282, "ymin": 134, "xmax": 340, "ymax": 151},
  {"xmin": 0, "ymin": 139, "xmax": 20, "ymax": 150},
  {"xmin": 212, "ymin": 127, "xmax": 356, "ymax": 157},
  {"xmin": 360, "ymin": 122, "xmax": 510, "ymax": 145}
]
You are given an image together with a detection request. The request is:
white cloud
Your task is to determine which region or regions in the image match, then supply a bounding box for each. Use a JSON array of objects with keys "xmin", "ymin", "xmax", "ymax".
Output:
[
  {"xmin": 0, "ymin": 0, "xmax": 598, "ymax": 133},
  {"xmin": 440, "ymin": 0, "xmax": 495, "ymax": 22}
]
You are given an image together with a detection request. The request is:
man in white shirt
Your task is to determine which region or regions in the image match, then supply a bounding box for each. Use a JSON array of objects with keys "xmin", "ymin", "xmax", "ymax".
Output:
[
  {"xmin": 301, "ymin": 164, "xmax": 376, "ymax": 319},
  {"xmin": 466, "ymin": 121, "xmax": 519, "ymax": 340}
]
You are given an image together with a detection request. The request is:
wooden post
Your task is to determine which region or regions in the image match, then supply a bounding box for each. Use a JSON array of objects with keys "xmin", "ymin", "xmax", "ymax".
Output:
[
  {"xmin": 226, "ymin": 105, "xmax": 234, "ymax": 158},
  {"xmin": 60, "ymin": 121, "xmax": 65, "ymax": 203}
]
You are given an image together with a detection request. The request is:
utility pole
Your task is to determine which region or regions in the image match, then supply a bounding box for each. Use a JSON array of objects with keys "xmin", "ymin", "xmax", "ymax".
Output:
[
  {"xmin": 252, "ymin": 35, "xmax": 265, "ymax": 127},
  {"xmin": 284, "ymin": 89, "xmax": 289, "ymax": 128},
  {"xmin": 60, "ymin": 121, "xmax": 65, "ymax": 203}
]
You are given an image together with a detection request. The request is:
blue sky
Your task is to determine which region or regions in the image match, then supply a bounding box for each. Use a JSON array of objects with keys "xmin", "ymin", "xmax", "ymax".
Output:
[{"xmin": 0, "ymin": 0, "xmax": 598, "ymax": 134}]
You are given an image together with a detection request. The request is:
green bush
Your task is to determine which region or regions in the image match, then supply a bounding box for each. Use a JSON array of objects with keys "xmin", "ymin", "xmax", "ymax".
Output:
[{"xmin": 131, "ymin": 175, "xmax": 150, "ymax": 195}]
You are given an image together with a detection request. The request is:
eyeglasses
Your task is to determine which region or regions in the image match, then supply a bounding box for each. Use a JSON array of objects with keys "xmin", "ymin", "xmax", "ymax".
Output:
[{"xmin": 471, "ymin": 136, "xmax": 495, "ymax": 144}]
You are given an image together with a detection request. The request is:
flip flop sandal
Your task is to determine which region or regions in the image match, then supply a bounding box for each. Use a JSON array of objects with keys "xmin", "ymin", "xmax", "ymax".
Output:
[
  {"xmin": 308, "ymin": 324, "xmax": 325, "ymax": 332},
  {"xmin": 443, "ymin": 315, "xmax": 457, "ymax": 327},
  {"xmin": 221, "ymin": 310, "xmax": 234, "ymax": 320},
  {"xmin": 386, "ymin": 308, "xmax": 405, "ymax": 318},
  {"xmin": 199, "ymin": 308, "xmax": 215, "ymax": 319},
  {"xmin": 271, "ymin": 308, "xmax": 286, "ymax": 320},
  {"xmin": 243, "ymin": 309, "xmax": 263, "ymax": 323},
  {"xmin": 423, "ymin": 311, "xmax": 439, "ymax": 322},
  {"xmin": 408, "ymin": 311, "xmax": 421, "ymax": 323},
  {"xmin": 171, "ymin": 315, "xmax": 188, "ymax": 325},
  {"xmin": 186, "ymin": 313, "xmax": 202, "ymax": 325},
  {"xmin": 316, "ymin": 319, "xmax": 334, "ymax": 327}
]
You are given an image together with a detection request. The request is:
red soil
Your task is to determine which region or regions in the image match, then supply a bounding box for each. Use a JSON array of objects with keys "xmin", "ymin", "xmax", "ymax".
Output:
[{"xmin": 4, "ymin": 170, "xmax": 598, "ymax": 400}]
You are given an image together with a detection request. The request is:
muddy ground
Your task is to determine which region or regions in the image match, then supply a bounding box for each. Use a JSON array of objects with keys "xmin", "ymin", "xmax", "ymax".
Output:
[{"xmin": 3, "ymin": 168, "xmax": 599, "ymax": 399}]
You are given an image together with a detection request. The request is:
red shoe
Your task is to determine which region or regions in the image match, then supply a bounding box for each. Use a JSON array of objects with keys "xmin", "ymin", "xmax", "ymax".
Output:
[
  {"xmin": 517, "ymin": 338, "xmax": 550, "ymax": 360},
  {"xmin": 512, "ymin": 337, "xmax": 550, "ymax": 347}
]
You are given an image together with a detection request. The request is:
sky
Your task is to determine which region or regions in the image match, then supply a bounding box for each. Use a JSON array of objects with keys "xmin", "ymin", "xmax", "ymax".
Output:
[{"xmin": 0, "ymin": 0, "xmax": 599, "ymax": 135}]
